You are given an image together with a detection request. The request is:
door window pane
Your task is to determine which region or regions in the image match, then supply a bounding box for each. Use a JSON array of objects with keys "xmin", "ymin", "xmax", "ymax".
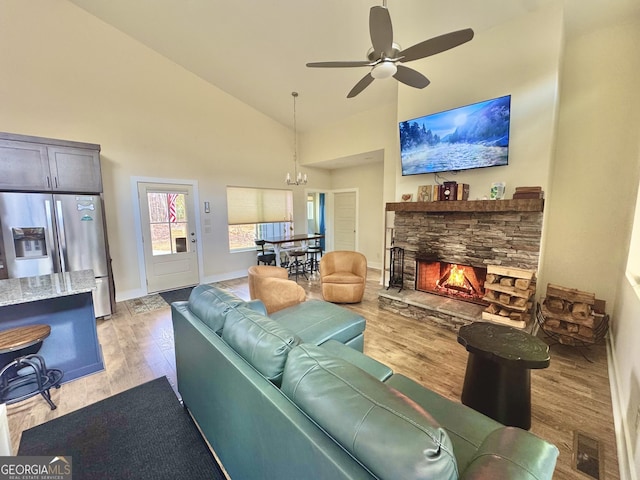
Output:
[
  {"xmin": 171, "ymin": 222, "xmax": 188, "ymax": 253},
  {"xmin": 148, "ymin": 193, "xmax": 169, "ymax": 223},
  {"xmin": 148, "ymin": 192, "xmax": 190, "ymax": 256},
  {"xmin": 150, "ymin": 223, "xmax": 171, "ymax": 256}
]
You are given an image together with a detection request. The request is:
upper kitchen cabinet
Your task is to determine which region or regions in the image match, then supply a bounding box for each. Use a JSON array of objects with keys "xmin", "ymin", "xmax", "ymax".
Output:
[
  {"xmin": 0, "ymin": 139, "xmax": 51, "ymax": 191},
  {"xmin": 47, "ymin": 146, "xmax": 102, "ymax": 193},
  {"xmin": 0, "ymin": 132, "xmax": 102, "ymax": 193}
]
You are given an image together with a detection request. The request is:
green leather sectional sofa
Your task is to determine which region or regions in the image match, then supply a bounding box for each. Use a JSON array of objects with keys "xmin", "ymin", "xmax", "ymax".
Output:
[{"xmin": 172, "ymin": 284, "xmax": 558, "ymax": 479}]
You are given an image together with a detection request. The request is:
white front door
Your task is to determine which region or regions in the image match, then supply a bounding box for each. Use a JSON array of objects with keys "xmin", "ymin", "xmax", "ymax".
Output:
[
  {"xmin": 333, "ymin": 191, "xmax": 357, "ymax": 251},
  {"xmin": 138, "ymin": 182, "xmax": 199, "ymax": 293}
]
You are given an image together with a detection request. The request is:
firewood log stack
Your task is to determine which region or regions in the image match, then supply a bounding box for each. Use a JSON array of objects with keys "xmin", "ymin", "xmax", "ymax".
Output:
[
  {"xmin": 540, "ymin": 284, "xmax": 606, "ymax": 345},
  {"xmin": 482, "ymin": 265, "xmax": 537, "ymax": 329}
]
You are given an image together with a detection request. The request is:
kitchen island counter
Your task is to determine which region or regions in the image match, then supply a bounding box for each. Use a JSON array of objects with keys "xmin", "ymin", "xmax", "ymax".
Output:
[
  {"xmin": 0, "ymin": 270, "xmax": 95, "ymax": 307},
  {"xmin": 0, "ymin": 270, "xmax": 104, "ymax": 383}
]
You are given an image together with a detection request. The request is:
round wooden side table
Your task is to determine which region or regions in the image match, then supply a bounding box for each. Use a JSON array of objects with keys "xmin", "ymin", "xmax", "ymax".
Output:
[{"xmin": 457, "ymin": 322, "xmax": 550, "ymax": 430}]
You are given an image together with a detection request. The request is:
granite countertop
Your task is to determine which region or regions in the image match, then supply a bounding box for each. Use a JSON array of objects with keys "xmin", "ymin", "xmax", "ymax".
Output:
[{"xmin": 0, "ymin": 270, "xmax": 96, "ymax": 307}]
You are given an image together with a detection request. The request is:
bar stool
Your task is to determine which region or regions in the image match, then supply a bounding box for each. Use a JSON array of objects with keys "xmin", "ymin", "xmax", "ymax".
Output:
[
  {"xmin": 0, "ymin": 325, "xmax": 63, "ymax": 410},
  {"xmin": 288, "ymin": 250, "xmax": 308, "ymax": 282},
  {"xmin": 306, "ymin": 234, "xmax": 323, "ymax": 274},
  {"xmin": 306, "ymin": 247, "xmax": 321, "ymax": 274}
]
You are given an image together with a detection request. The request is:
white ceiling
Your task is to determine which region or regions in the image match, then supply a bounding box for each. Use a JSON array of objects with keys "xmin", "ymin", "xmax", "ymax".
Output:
[{"xmin": 69, "ymin": 0, "xmax": 638, "ymax": 134}]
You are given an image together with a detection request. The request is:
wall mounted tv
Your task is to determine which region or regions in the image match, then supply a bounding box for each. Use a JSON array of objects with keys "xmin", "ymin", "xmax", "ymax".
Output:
[{"xmin": 400, "ymin": 94, "xmax": 511, "ymax": 176}]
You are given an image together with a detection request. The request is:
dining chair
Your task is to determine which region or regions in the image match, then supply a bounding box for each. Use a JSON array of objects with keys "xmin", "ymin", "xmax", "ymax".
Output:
[{"xmin": 255, "ymin": 240, "xmax": 277, "ymax": 266}]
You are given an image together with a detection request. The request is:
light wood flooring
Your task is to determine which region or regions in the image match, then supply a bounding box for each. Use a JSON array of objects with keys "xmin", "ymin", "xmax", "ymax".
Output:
[{"xmin": 7, "ymin": 270, "xmax": 620, "ymax": 479}]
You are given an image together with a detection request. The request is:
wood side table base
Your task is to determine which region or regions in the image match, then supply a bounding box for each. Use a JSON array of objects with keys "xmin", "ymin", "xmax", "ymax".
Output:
[{"xmin": 461, "ymin": 353, "xmax": 532, "ymax": 429}]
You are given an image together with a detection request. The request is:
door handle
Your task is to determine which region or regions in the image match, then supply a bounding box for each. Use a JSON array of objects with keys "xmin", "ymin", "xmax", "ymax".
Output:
[
  {"xmin": 55, "ymin": 200, "xmax": 67, "ymax": 272},
  {"xmin": 45, "ymin": 200, "xmax": 59, "ymax": 270},
  {"xmin": 191, "ymin": 239, "xmax": 196, "ymax": 243}
]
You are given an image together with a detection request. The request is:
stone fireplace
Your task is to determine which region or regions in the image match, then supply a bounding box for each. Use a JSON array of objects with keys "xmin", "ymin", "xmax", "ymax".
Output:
[{"xmin": 380, "ymin": 199, "xmax": 544, "ymax": 329}]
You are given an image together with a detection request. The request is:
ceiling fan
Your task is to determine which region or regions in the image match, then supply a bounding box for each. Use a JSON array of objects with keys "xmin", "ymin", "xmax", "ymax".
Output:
[{"xmin": 306, "ymin": 2, "xmax": 474, "ymax": 98}]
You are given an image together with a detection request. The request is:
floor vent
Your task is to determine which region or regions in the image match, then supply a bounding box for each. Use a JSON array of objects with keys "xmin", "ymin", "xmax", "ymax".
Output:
[{"xmin": 574, "ymin": 431, "xmax": 603, "ymax": 479}]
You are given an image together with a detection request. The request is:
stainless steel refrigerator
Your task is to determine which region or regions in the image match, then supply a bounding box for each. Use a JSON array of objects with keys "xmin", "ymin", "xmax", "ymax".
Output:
[{"xmin": 0, "ymin": 192, "xmax": 112, "ymax": 317}]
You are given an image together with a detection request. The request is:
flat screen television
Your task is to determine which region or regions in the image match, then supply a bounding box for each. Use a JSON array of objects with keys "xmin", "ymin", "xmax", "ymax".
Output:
[{"xmin": 400, "ymin": 95, "xmax": 511, "ymax": 176}]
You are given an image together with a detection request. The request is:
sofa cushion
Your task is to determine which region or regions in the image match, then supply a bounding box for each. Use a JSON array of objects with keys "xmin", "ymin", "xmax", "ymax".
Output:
[
  {"xmin": 188, "ymin": 285, "xmax": 245, "ymax": 333},
  {"xmin": 222, "ymin": 306, "xmax": 301, "ymax": 385},
  {"xmin": 322, "ymin": 272, "xmax": 365, "ymax": 285},
  {"xmin": 281, "ymin": 344, "xmax": 458, "ymax": 480},
  {"xmin": 385, "ymin": 373, "xmax": 502, "ymax": 472},
  {"xmin": 320, "ymin": 340, "xmax": 392, "ymax": 382},
  {"xmin": 270, "ymin": 299, "xmax": 365, "ymax": 348}
]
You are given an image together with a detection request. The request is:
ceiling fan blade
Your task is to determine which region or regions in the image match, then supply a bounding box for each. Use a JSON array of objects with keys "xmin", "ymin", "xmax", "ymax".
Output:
[
  {"xmin": 347, "ymin": 73, "xmax": 375, "ymax": 98},
  {"xmin": 306, "ymin": 61, "xmax": 373, "ymax": 68},
  {"xmin": 393, "ymin": 65, "xmax": 430, "ymax": 89},
  {"xmin": 369, "ymin": 6, "xmax": 394, "ymax": 58},
  {"xmin": 398, "ymin": 28, "xmax": 474, "ymax": 63}
]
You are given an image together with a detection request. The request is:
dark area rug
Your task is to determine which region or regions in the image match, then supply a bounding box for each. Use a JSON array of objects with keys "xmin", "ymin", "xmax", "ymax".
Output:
[
  {"xmin": 18, "ymin": 376, "xmax": 226, "ymax": 480},
  {"xmin": 158, "ymin": 287, "xmax": 194, "ymax": 304}
]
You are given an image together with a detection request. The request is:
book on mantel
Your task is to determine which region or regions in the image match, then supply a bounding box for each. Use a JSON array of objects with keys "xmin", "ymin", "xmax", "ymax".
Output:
[{"xmin": 512, "ymin": 186, "xmax": 544, "ymax": 199}]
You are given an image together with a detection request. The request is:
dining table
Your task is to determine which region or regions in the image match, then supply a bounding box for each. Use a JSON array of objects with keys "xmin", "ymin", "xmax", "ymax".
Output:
[{"xmin": 261, "ymin": 233, "xmax": 324, "ymax": 266}]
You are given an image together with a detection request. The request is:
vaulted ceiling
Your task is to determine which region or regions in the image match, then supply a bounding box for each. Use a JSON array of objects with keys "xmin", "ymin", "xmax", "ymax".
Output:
[{"xmin": 69, "ymin": 0, "xmax": 638, "ymax": 132}]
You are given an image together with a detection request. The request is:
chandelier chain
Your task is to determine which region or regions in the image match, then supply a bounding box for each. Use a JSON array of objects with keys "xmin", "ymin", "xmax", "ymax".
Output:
[
  {"xmin": 286, "ymin": 91, "xmax": 307, "ymax": 185},
  {"xmin": 293, "ymin": 91, "xmax": 298, "ymax": 173}
]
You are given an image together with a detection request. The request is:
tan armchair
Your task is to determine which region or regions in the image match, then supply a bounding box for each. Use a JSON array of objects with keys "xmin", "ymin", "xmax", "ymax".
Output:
[
  {"xmin": 319, "ymin": 251, "xmax": 367, "ymax": 303},
  {"xmin": 247, "ymin": 265, "xmax": 306, "ymax": 314}
]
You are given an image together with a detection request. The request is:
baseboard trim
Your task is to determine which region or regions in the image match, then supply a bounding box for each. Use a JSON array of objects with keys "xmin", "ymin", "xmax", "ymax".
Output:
[
  {"xmin": 115, "ymin": 287, "xmax": 148, "ymax": 303},
  {"xmin": 202, "ymin": 270, "xmax": 248, "ymax": 285},
  {"xmin": 607, "ymin": 333, "xmax": 637, "ymax": 480}
]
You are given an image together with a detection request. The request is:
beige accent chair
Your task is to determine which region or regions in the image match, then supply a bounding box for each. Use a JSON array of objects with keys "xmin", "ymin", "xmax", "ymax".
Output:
[
  {"xmin": 247, "ymin": 265, "xmax": 306, "ymax": 314},
  {"xmin": 319, "ymin": 251, "xmax": 367, "ymax": 304}
]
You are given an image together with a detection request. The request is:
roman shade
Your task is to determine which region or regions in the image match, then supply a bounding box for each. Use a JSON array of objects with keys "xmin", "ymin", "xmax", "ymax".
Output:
[{"xmin": 227, "ymin": 187, "xmax": 293, "ymax": 225}]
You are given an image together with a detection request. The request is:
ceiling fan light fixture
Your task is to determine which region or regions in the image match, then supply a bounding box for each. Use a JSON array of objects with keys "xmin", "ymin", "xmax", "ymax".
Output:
[
  {"xmin": 371, "ymin": 61, "xmax": 397, "ymax": 79},
  {"xmin": 306, "ymin": 5, "xmax": 473, "ymax": 98}
]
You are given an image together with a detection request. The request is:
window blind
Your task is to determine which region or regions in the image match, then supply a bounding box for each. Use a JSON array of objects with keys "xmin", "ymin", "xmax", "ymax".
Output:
[{"xmin": 226, "ymin": 187, "xmax": 293, "ymax": 225}]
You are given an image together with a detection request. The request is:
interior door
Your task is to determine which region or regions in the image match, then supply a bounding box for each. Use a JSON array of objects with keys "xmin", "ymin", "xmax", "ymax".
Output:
[
  {"xmin": 333, "ymin": 191, "xmax": 357, "ymax": 251},
  {"xmin": 138, "ymin": 182, "xmax": 199, "ymax": 293}
]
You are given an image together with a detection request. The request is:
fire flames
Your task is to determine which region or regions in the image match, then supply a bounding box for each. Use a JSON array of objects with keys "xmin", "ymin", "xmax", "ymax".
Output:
[
  {"xmin": 447, "ymin": 265, "xmax": 466, "ymax": 288},
  {"xmin": 418, "ymin": 259, "xmax": 487, "ymax": 305},
  {"xmin": 436, "ymin": 264, "xmax": 473, "ymax": 294}
]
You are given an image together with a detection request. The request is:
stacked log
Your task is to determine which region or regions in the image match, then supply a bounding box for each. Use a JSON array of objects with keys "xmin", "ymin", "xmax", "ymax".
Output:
[
  {"xmin": 540, "ymin": 284, "xmax": 605, "ymax": 345},
  {"xmin": 482, "ymin": 265, "xmax": 536, "ymax": 329}
]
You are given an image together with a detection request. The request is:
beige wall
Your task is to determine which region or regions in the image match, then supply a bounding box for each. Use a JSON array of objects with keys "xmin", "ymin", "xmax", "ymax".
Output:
[
  {"xmin": 303, "ymin": 101, "xmax": 398, "ymax": 268},
  {"xmin": 329, "ymin": 162, "xmax": 385, "ymax": 269},
  {"xmin": 303, "ymin": 102, "xmax": 397, "ymax": 167},
  {"xmin": 562, "ymin": 15, "xmax": 640, "ymax": 480},
  {"xmin": 545, "ymin": 17, "xmax": 640, "ymax": 307},
  {"xmin": 0, "ymin": 0, "xmax": 333, "ymax": 299}
]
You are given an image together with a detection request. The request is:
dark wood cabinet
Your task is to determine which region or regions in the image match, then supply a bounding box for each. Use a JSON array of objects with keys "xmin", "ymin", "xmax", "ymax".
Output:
[
  {"xmin": 46, "ymin": 145, "xmax": 102, "ymax": 192},
  {"xmin": 0, "ymin": 133, "xmax": 102, "ymax": 193},
  {"xmin": 0, "ymin": 139, "xmax": 51, "ymax": 192}
]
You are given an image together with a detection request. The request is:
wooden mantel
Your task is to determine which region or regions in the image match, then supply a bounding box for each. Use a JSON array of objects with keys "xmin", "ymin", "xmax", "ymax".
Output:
[{"xmin": 386, "ymin": 198, "xmax": 544, "ymax": 213}]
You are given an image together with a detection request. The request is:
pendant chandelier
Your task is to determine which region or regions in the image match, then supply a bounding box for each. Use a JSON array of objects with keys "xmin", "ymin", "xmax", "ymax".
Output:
[{"xmin": 285, "ymin": 91, "xmax": 307, "ymax": 186}]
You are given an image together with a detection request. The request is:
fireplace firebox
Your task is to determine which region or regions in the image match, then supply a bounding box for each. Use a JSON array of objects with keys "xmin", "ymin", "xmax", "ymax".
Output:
[{"xmin": 416, "ymin": 259, "xmax": 488, "ymax": 305}]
